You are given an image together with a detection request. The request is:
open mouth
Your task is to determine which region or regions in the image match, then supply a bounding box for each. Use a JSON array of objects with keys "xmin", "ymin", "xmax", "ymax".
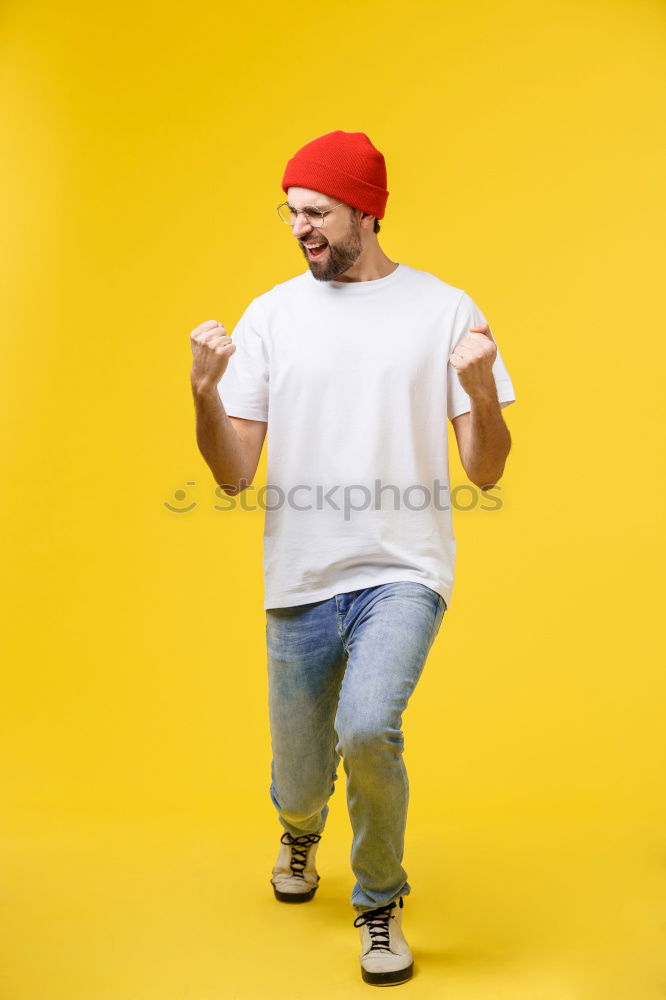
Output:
[{"xmin": 304, "ymin": 241, "xmax": 328, "ymax": 260}]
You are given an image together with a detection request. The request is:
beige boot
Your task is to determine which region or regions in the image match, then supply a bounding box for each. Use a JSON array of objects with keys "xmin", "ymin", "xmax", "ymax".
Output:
[
  {"xmin": 353, "ymin": 896, "xmax": 414, "ymax": 985},
  {"xmin": 270, "ymin": 831, "xmax": 322, "ymax": 903}
]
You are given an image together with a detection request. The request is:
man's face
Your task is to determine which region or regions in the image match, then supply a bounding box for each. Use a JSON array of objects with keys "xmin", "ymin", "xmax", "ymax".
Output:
[{"xmin": 287, "ymin": 187, "xmax": 363, "ymax": 281}]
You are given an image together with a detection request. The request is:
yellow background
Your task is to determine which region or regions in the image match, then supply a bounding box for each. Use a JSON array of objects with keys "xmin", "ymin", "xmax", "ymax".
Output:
[{"xmin": 1, "ymin": 0, "xmax": 664, "ymax": 997}]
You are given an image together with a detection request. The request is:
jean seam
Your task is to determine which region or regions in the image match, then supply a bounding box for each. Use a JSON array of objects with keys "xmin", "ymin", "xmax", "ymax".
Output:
[{"xmin": 335, "ymin": 595, "xmax": 351, "ymax": 654}]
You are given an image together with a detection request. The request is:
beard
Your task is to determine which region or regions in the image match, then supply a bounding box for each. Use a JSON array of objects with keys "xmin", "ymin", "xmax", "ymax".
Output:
[{"xmin": 299, "ymin": 215, "xmax": 363, "ymax": 281}]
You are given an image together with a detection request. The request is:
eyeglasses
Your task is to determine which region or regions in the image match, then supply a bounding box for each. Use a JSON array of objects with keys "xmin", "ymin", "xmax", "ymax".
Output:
[{"xmin": 277, "ymin": 201, "xmax": 345, "ymax": 228}]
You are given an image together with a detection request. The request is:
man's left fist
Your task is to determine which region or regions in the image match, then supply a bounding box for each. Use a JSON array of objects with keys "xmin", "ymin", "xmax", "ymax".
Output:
[{"xmin": 448, "ymin": 323, "xmax": 497, "ymax": 398}]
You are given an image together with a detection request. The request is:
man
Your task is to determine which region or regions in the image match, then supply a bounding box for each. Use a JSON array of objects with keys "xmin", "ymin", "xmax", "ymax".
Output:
[{"xmin": 189, "ymin": 130, "xmax": 516, "ymax": 986}]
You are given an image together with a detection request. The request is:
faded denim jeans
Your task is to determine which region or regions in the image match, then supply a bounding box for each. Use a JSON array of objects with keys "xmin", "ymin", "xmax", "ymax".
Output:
[{"xmin": 266, "ymin": 581, "xmax": 447, "ymax": 914}]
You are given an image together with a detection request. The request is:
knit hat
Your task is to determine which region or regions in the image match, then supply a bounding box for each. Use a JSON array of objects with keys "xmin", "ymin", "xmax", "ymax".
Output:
[{"xmin": 281, "ymin": 130, "xmax": 389, "ymax": 220}]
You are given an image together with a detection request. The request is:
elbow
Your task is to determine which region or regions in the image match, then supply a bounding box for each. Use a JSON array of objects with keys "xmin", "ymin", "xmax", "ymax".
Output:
[
  {"xmin": 217, "ymin": 473, "xmax": 254, "ymax": 496},
  {"xmin": 466, "ymin": 439, "xmax": 512, "ymax": 491},
  {"xmin": 468, "ymin": 462, "xmax": 506, "ymax": 492}
]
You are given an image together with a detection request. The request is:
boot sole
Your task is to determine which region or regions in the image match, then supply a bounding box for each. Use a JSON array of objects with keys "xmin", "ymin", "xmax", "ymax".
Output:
[
  {"xmin": 272, "ymin": 884, "xmax": 318, "ymax": 903},
  {"xmin": 361, "ymin": 961, "xmax": 414, "ymax": 986}
]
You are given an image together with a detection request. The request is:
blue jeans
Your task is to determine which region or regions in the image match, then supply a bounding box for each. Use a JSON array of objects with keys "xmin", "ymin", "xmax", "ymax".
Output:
[{"xmin": 266, "ymin": 581, "xmax": 447, "ymax": 914}]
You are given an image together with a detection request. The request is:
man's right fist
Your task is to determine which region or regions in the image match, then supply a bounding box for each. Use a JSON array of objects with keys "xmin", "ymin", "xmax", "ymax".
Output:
[{"xmin": 189, "ymin": 320, "xmax": 236, "ymax": 392}]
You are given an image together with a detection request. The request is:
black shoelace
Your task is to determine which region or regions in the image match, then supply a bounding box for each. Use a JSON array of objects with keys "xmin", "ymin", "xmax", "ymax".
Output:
[
  {"xmin": 281, "ymin": 831, "xmax": 321, "ymax": 879},
  {"xmin": 353, "ymin": 897, "xmax": 402, "ymax": 952}
]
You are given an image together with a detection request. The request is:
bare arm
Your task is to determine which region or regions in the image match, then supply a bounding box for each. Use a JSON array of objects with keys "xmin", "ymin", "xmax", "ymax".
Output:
[
  {"xmin": 189, "ymin": 319, "xmax": 266, "ymax": 495},
  {"xmin": 191, "ymin": 384, "xmax": 266, "ymax": 494},
  {"xmin": 448, "ymin": 320, "xmax": 512, "ymax": 490},
  {"xmin": 451, "ymin": 398, "xmax": 511, "ymax": 490}
]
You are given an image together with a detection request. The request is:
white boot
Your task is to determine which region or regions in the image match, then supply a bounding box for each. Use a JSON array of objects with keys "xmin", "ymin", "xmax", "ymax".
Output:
[
  {"xmin": 353, "ymin": 896, "xmax": 414, "ymax": 985},
  {"xmin": 270, "ymin": 831, "xmax": 322, "ymax": 903}
]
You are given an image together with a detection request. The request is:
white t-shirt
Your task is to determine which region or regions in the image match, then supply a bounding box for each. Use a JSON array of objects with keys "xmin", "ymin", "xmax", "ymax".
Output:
[{"xmin": 217, "ymin": 263, "xmax": 516, "ymax": 610}]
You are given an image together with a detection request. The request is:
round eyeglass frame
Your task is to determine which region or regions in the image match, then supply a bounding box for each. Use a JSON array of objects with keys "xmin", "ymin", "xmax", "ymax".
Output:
[{"xmin": 277, "ymin": 201, "xmax": 345, "ymax": 228}]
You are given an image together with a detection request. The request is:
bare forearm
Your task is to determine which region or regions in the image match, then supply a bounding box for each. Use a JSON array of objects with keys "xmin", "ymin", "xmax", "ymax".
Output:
[
  {"xmin": 191, "ymin": 382, "xmax": 252, "ymax": 493},
  {"xmin": 464, "ymin": 389, "xmax": 512, "ymax": 490}
]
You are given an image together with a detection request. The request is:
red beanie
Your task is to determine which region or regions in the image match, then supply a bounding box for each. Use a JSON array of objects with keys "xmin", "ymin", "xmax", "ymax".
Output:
[{"xmin": 281, "ymin": 130, "xmax": 389, "ymax": 220}]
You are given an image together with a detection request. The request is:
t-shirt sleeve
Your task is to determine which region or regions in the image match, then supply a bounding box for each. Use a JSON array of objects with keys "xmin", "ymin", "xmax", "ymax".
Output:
[
  {"xmin": 447, "ymin": 290, "xmax": 516, "ymax": 420},
  {"xmin": 216, "ymin": 298, "xmax": 269, "ymax": 422}
]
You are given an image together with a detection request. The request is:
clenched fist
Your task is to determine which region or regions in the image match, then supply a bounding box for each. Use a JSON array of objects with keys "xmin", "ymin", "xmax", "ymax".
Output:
[
  {"xmin": 190, "ymin": 320, "xmax": 236, "ymax": 394},
  {"xmin": 448, "ymin": 322, "xmax": 497, "ymax": 399}
]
